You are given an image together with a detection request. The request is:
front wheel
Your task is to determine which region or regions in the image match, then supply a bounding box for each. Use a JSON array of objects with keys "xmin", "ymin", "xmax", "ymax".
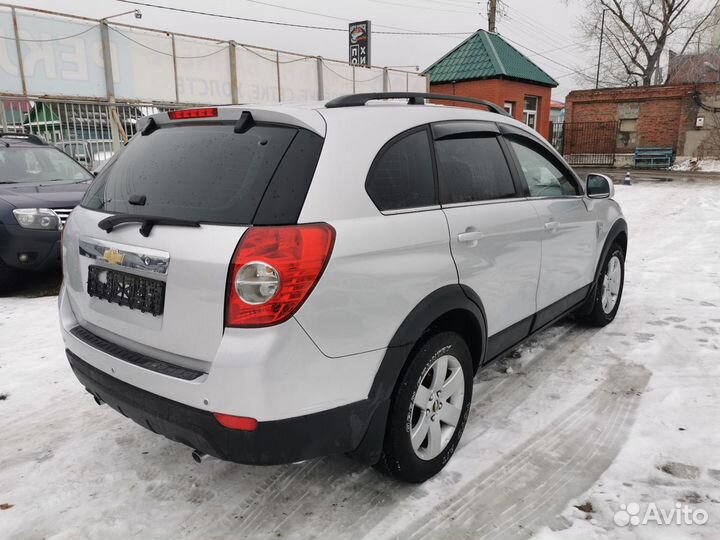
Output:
[
  {"xmin": 580, "ymin": 244, "xmax": 625, "ymax": 327},
  {"xmin": 375, "ymin": 331, "xmax": 473, "ymax": 483}
]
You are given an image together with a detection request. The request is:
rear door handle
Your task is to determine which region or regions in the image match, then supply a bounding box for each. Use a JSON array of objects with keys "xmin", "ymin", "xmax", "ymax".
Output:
[
  {"xmin": 458, "ymin": 231, "xmax": 484, "ymax": 243},
  {"xmin": 544, "ymin": 220, "xmax": 559, "ymax": 232}
]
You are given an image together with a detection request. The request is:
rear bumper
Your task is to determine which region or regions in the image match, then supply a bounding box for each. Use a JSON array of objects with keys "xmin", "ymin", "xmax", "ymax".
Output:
[
  {"xmin": 68, "ymin": 349, "xmax": 376, "ymax": 465},
  {"xmin": 0, "ymin": 223, "xmax": 61, "ymax": 271}
]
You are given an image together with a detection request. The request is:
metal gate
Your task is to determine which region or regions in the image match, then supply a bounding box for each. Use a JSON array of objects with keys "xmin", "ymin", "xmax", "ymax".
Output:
[
  {"xmin": 1, "ymin": 98, "xmax": 181, "ymax": 171},
  {"xmin": 550, "ymin": 121, "xmax": 619, "ymax": 167}
]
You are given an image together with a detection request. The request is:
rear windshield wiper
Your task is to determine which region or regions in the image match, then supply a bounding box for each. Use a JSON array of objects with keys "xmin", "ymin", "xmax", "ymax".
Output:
[{"xmin": 98, "ymin": 214, "xmax": 201, "ymax": 237}]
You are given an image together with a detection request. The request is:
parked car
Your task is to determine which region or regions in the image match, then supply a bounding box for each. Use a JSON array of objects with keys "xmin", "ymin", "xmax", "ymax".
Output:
[
  {"xmin": 56, "ymin": 140, "xmax": 114, "ymax": 173},
  {"xmin": 0, "ymin": 133, "xmax": 93, "ymax": 291},
  {"xmin": 59, "ymin": 94, "xmax": 627, "ymax": 482}
]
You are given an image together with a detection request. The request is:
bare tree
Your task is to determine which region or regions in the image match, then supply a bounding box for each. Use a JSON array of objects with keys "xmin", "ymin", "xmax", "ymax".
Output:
[{"xmin": 577, "ymin": 0, "xmax": 719, "ymax": 87}]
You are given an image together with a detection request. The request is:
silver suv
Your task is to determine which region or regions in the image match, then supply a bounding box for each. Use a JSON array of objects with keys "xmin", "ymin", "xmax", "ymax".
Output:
[{"xmin": 59, "ymin": 93, "xmax": 627, "ymax": 483}]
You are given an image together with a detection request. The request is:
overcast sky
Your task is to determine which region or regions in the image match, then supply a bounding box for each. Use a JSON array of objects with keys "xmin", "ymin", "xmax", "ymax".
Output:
[{"xmin": 16, "ymin": 0, "xmax": 594, "ymax": 99}]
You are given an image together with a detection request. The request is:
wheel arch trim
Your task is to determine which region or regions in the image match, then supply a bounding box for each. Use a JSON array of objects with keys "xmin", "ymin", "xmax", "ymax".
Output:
[
  {"xmin": 595, "ymin": 218, "xmax": 628, "ymax": 287},
  {"xmin": 349, "ymin": 283, "xmax": 487, "ymax": 463},
  {"xmin": 579, "ymin": 217, "xmax": 628, "ymax": 315}
]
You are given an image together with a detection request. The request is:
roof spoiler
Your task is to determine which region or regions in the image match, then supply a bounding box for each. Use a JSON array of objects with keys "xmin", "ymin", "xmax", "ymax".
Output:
[
  {"xmin": 325, "ymin": 92, "xmax": 509, "ymax": 116},
  {"xmin": 0, "ymin": 132, "xmax": 47, "ymax": 145}
]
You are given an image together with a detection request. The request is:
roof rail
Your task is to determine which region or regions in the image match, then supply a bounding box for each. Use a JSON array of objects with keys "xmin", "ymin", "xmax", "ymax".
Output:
[
  {"xmin": 325, "ymin": 92, "xmax": 509, "ymax": 116},
  {"xmin": 0, "ymin": 132, "xmax": 47, "ymax": 145}
]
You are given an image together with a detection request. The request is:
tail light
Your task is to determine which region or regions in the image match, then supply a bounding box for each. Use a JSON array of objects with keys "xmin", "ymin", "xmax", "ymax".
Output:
[
  {"xmin": 226, "ymin": 224, "xmax": 335, "ymax": 327},
  {"xmin": 167, "ymin": 107, "xmax": 218, "ymax": 120}
]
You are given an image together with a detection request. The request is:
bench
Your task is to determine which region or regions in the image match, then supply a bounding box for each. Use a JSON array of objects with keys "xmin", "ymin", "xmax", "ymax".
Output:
[{"xmin": 633, "ymin": 147, "xmax": 675, "ymax": 169}]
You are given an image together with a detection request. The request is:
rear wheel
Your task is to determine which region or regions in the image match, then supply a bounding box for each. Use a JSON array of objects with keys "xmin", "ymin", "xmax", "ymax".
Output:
[
  {"xmin": 580, "ymin": 244, "xmax": 625, "ymax": 327},
  {"xmin": 375, "ymin": 331, "xmax": 472, "ymax": 483}
]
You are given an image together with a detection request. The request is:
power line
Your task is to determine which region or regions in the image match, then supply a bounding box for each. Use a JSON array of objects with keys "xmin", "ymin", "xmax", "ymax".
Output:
[
  {"xmin": 236, "ymin": 0, "xmax": 478, "ymax": 34},
  {"xmin": 505, "ymin": 9, "xmax": 577, "ymax": 46},
  {"xmin": 501, "ymin": 14, "xmax": 585, "ymax": 62},
  {"xmin": 368, "ymin": 0, "xmax": 477, "ymax": 15},
  {"xmin": 525, "ymin": 42, "xmax": 589, "ymax": 58},
  {"xmin": 237, "ymin": 0, "xmax": 454, "ymax": 34},
  {"xmin": 417, "ymin": 0, "xmax": 482, "ymax": 8},
  {"xmin": 500, "ymin": 34, "xmax": 617, "ymax": 85},
  {"xmin": 115, "ymin": 0, "xmax": 475, "ymax": 36}
]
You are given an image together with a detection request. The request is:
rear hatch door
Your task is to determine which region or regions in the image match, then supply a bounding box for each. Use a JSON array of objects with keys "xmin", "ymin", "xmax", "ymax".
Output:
[{"xmin": 63, "ymin": 110, "xmax": 323, "ymax": 364}]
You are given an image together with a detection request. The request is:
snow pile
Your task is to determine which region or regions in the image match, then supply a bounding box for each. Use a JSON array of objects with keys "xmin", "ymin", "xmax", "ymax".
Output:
[{"xmin": 672, "ymin": 158, "xmax": 720, "ymax": 172}]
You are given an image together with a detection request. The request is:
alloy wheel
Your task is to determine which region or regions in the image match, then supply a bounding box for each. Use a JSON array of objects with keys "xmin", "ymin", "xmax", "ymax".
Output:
[
  {"xmin": 601, "ymin": 254, "xmax": 622, "ymax": 314},
  {"xmin": 410, "ymin": 354, "xmax": 465, "ymax": 461}
]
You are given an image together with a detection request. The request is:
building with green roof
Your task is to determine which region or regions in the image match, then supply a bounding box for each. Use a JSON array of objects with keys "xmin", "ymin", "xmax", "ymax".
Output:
[{"xmin": 424, "ymin": 30, "xmax": 558, "ymax": 138}]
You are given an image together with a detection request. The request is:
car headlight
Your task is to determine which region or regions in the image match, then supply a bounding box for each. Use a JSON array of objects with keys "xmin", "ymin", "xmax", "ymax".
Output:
[{"xmin": 12, "ymin": 208, "xmax": 61, "ymax": 230}]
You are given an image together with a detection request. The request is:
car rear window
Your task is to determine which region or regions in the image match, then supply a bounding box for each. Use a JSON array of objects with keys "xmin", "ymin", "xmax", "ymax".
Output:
[{"xmin": 82, "ymin": 123, "xmax": 322, "ymax": 225}]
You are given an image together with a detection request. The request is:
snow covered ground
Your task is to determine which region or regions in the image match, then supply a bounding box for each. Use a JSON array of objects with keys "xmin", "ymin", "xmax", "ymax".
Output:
[
  {"xmin": 672, "ymin": 158, "xmax": 720, "ymax": 173},
  {"xmin": 1, "ymin": 178, "xmax": 719, "ymax": 539}
]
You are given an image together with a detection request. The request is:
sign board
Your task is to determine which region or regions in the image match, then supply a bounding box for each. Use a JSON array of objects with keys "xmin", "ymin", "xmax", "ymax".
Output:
[{"xmin": 349, "ymin": 21, "xmax": 371, "ymax": 66}]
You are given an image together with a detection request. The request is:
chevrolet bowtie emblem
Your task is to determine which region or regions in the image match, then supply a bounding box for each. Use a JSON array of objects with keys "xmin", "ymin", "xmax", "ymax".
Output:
[{"xmin": 102, "ymin": 248, "xmax": 125, "ymax": 266}]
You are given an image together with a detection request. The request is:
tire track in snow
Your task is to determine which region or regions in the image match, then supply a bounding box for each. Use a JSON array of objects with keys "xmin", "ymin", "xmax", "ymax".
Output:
[
  {"xmin": 402, "ymin": 362, "xmax": 650, "ymax": 540},
  {"xmin": 406, "ymin": 383, "xmax": 604, "ymax": 538},
  {"xmin": 169, "ymin": 323, "xmax": 595, "ymax": 540},
  {"xmin": 484, "ymin": 399, "xmax": 633, "ymax": 539},
  {"xmin": 460, "ymin": 324, "xmax": 600, "ymax": 451}
]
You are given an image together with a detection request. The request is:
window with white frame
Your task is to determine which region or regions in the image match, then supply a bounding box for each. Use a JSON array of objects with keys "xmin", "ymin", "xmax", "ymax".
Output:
[
  {"xmin": 523, "ymin": 96, "xmax": 538, "ymax": 130},
  {"xmin": 504, "ymin": 102, "xmax": 514, "ymax": 116}
]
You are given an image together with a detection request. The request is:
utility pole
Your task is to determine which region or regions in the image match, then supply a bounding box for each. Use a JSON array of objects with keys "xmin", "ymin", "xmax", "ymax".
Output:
[
  {"xmin": 595, "ymin": 8, "xmax": 606, "ymax": 89},
  {"xmin": 488, "ymin": 0, "xmax": 497, "ymax": 32}
]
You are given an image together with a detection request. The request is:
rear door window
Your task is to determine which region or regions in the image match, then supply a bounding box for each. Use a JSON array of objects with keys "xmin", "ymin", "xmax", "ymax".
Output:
[
  {"xmin": 82, "ymin": 123, "xmax": 317, "ymax": 225},
  {"xmin": 366, "ymin": 128, "xmax": 436, "ymax": 211},
  {"xmin": 435, "ymin": 135, "xmax": 517, "ymax": 204}
]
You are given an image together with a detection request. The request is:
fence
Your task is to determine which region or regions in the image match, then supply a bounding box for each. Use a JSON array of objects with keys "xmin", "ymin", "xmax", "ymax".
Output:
[
  {"xmin": 550, "ymin": 121, "xmax": 620, "ymax": 166},
  {"xmin": 0, "ymin": 4, "xmax": 427, "ymax": 167},
  {"xmin": 1, "ymin": 97, "xmax": 182, "ymax": 169},
  {"xmin": 0, "ymin": 4, "xmax": 426, "ymax": 104}
]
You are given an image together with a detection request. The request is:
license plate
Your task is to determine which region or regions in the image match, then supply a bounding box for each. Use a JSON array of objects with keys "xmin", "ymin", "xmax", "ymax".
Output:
[{"xmin": 87, "ymin": 265, "xmax": 165, "ymax": 316}]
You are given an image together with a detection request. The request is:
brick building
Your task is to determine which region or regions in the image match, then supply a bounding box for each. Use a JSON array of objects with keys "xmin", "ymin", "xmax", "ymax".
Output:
[
  {"xmin": 424, "ymin": 30, "xmax": 558, "ymax": 139},
  {"xmin": 668, "ymin": 50, "xmax": 720, "ymax": 84},
  {"xmin": 564, "ymin": 82, "xmax": 720, "ymax": 163}
]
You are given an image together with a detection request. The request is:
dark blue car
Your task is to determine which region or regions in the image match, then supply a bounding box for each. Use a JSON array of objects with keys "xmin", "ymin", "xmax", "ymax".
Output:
[{"xmin": 0, "ymin": 133, "xmax": 93, "ymax": 291}]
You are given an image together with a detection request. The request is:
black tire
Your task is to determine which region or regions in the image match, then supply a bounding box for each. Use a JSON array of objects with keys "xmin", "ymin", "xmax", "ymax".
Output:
[
  {"xmin": 0, "ymin": 261, "xmax": 19, "ymax": 295},
  {"xmin": 580, "ymin": 244, "xmax": 625, "ymax": 327},
  {"xmin": 375, "ymin": 331, "xmax": 473, "ymax": 483}
]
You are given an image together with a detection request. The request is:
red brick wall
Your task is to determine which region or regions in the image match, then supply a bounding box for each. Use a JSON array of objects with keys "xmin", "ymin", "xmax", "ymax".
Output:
[
  {"xmin": 569, "ymin": 102, "xmax": 617, "ymax": 123},
  {"xmin": 564, "ymin": 84, "xmax": 705, "ymax": 153},
  {"xmin": 430, "ymin": 78, "xmax": 554, "ymax": 139},
  {"xmin": 636, "ymin": 99, "xmax": 683, "ymax": 148}
]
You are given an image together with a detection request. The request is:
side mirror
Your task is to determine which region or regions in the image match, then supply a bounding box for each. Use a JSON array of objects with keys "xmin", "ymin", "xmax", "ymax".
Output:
[{"xmin": 586, "ymin": 173, "xmax": 614, "ymax": 199}]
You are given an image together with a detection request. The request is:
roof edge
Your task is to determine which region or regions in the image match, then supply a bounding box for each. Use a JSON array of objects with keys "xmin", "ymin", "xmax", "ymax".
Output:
[
  {"xmin": 494, "ymin": 32, "xmax": 559, "ymax": 88},
  {"xmin": 429, "ymin": 74, "xmax": 557, "ymax": 88},
  {"xmin": 422, "ymin": 29, "xmax": 484, "ymax": 75}
]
